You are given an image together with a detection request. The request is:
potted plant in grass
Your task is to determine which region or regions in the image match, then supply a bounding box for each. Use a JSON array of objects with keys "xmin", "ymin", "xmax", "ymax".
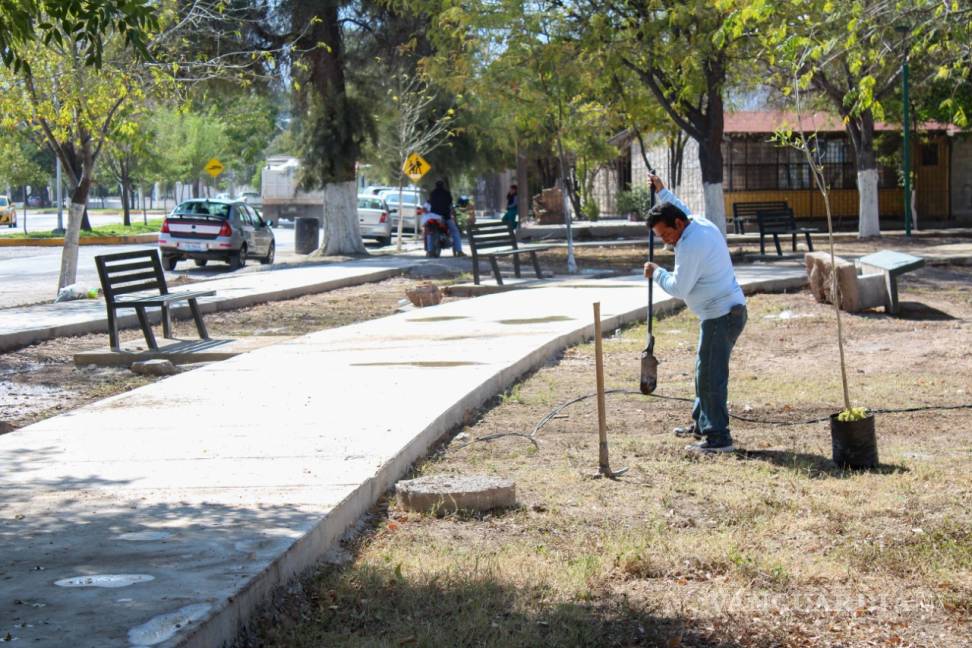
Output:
[{"xmin": 773, "ymin": 101, "xmax": 877, "ymax": 470}]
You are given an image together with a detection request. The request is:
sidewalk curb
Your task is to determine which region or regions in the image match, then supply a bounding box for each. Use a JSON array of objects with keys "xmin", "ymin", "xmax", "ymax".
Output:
[{"xmin": 0, "ymin": 233, "xmax": 158, "ymax": 247}]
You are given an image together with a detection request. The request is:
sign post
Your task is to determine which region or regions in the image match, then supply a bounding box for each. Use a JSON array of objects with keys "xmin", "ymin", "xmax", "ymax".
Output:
[{"xmin": 398, "ymin": 153, "xmax": 432, "ymax": 246}]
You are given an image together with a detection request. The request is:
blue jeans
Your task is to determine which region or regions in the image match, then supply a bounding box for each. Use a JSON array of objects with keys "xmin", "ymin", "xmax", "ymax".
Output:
[
  {"xmin": 445, "ymin": 218, "xmax": 463, "ymax": 253},
  {"xmin": 693, "ymin": 304, "xmax": 747, "ymax": 445}
]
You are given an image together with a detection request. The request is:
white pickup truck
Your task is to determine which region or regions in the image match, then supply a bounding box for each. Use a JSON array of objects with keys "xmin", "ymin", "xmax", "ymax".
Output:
[{"xmin": 259, "ymin": 156, "xmax": 324, "ymax": 225}]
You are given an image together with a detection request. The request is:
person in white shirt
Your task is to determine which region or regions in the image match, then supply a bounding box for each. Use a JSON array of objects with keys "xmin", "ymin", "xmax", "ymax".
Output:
[{"xmin": 643, "ymin": 174, "xmax": 747, "ymax": 454}]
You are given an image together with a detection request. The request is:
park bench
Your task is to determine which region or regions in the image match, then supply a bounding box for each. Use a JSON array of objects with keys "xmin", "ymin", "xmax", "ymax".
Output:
[
  {"xmin": 95, "ymin": 249, "xmax": 215, "ymax": 351},
  {"xmin": 756, "ymin": 209, "xmax": 818, "ymax": 257},
  {"xmin": 467, "ymin": 220, "xmax": 554, "ymax": 286},
  {"xmin": 731, "ymin": 201, "xmax": 791, "ymax": 235}
]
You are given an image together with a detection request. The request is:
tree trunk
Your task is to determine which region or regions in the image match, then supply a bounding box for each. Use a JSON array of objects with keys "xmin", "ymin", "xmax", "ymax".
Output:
[
  {"xmin": 296, "ymin": 0, "xmax": 368, "ymax": 255},
  {"xmin": 698, "ymin": 132, "xmax": 727, "ymax": 235},
  {"xmin": 58, "ymin": 180, "xmax": 91, "ymax": 291},
  {"xmin": 317, "ymin": 180, "xmax": 366, "ymax": 256},
  {"xmin": 846, "ymin": 112, "xmax": 881, "ymax": 238}
]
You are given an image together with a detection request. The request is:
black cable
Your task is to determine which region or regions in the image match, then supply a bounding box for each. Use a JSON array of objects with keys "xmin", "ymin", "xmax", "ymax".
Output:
[{"xmin": 450, "ymin": 389, "xmax": 972, "ymax": 450}]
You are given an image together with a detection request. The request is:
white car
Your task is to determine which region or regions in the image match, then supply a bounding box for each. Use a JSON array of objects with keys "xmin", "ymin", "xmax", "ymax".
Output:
[
  {"xmin": 378, "ymin": 189, "xmax": 425, "ymax": 232},
  {"xmin": 357, "ymin": 195, "xmax": 392, "ymax": 246}
]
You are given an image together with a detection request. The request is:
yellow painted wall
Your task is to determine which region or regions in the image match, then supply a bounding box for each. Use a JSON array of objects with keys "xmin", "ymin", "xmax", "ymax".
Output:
[
  {"xmin": 724, "ymin": 189, "xmax": 904, "ymax": 220},
  {"xmin": 724, "ymin": 135, "xmax": 951, "ymax": 221}
]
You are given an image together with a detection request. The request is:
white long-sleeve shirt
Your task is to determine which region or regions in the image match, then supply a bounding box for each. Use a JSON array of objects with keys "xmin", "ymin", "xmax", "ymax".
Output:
[{"xmin": 652, "ymin": 188, "xmax": 745, "ymax": 321}]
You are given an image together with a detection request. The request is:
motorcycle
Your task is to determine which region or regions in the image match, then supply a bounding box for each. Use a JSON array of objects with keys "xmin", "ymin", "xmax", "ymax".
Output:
[{"xmin": 423, "ymin": 216, "xmax": 451, "ymax": 258}]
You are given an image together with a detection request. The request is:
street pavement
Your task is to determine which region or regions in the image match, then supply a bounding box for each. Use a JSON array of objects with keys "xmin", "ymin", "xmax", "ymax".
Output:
[
  {"xmin": 0, "ymin": 255, "xmax": 422, "ymax": 352},
  {"xmin": 0, "ymin": 227, "xmax": 342, "ymax": 309},
  {"xmin": 0, "ymin": 264, "xmax": 808, "ymax": 648}
]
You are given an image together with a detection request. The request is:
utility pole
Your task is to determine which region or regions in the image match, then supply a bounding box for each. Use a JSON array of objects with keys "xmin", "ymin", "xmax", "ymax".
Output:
[{"xmin": 897, "ymin": 24, "xmax": 912, "ymax": 238}]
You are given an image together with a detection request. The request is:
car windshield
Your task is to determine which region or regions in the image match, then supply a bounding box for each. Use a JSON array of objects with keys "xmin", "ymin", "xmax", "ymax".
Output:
[
  {"xmin": 358, "ymin": 198, "xmax": 384, "ymax": 209},
  {"xmin": 0, "ymin": 197, "xmax": 7, "ymax": 206},
  {"xmin": 172, "ymin": 201, "xmax": 231, "ymax": 219}
]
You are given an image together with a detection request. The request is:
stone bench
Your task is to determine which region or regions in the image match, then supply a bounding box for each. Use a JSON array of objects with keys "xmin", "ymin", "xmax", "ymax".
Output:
[{"xmin": 804, "ymin": 250, "xmax": 924, "ymax": 313}]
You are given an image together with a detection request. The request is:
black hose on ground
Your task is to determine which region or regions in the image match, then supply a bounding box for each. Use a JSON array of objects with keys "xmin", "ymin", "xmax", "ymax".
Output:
[{"xmin": 450, "ymin": 389, "xmax": 972, "ymax": 450}]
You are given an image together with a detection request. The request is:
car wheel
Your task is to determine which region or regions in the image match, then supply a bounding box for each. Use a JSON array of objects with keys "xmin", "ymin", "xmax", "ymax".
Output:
[
  {"xmin": 376, "ymin": 236, "xmax": 390, "ymax": 247},
  {"xmin": 261, "ymin": 241, "xmax": 275, "ymax": 265},
  {"xmin": 230, "ymin": 245, "xmax": 247, "ymax": 269},
  {"xmin": 163, "ymin": 255, "xmax": 178, "ymax": 271},
  {"xmin": 194, "ymin": 258, "xmax": 208, "ymax": 267}
]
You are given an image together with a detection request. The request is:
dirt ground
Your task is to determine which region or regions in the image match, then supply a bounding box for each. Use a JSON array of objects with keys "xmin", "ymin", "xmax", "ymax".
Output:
[
  {"xmin": 240, "ymin": 265, "xmax": 972, "ymax": 648},
  {"xmin": 0, "ymin": 277, "xmax": 460, "ymax": 433}
]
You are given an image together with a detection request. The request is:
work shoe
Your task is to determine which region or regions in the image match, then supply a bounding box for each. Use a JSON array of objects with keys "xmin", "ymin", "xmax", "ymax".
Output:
[
  {"xmin": 673, "ymin": 423, "xmax": 702, "ymax": 439},
  {"xmin": 684, "ymin": 439, "xmax": 735, "ymax": 454}
]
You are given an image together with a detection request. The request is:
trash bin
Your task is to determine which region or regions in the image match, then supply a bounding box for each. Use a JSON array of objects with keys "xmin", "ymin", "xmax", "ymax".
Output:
[{"xmin": 295, "ymin": 217, "xmax": 320, "ymax": 255}]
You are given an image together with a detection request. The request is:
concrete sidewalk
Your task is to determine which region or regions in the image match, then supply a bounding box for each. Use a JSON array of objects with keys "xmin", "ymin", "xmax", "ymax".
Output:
[
  {"xmin": 0, "ymin": 265, "xmax": 807, "ymax": 648},
  {"xmin": 0, "ymin": 257, "xmax": 420, "ymax": 352}
]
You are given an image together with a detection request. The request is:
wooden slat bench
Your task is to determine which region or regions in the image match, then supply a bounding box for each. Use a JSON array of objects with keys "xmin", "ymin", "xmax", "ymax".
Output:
[
  {"xmin": 95, "ymin": 249, "xmax": 215, "ymax": 351},
  {"xmin": 467, "ymin": 220, "xmax": 554, "ymax": 286},
  {"xmin": 756, "ymin": 210, "xmax": 818, "ymax": 256},
  {"xmin": 731, "ymin": 201, "xmax": 791, "ymax": 235}
]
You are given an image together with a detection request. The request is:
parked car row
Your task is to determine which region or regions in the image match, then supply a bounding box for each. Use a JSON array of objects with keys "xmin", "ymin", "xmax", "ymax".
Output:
[
  {"xmin": 363, "ymin": 186, "xmax": 426, "ymax": 233},
  {"xmin": 157, "ymin": 190, "xmax": 418, "ymax": 273}
]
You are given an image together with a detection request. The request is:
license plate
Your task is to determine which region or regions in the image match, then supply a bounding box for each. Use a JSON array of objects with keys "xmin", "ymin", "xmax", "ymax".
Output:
[{"xmin": 181, "ymin": 242, "xmax": 206, "ymax": 252}]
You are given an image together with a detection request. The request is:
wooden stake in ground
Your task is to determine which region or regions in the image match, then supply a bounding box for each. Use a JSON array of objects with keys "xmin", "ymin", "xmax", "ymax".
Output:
[{"xmin": 593, "ymin": 302, "xmax": 627, "ymax": 478}]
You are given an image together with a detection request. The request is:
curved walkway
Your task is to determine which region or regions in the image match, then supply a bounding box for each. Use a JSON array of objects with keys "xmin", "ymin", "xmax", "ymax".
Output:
[{"xmin": 0, "ymin": 265, "xmax": 806, "ymax": 648}]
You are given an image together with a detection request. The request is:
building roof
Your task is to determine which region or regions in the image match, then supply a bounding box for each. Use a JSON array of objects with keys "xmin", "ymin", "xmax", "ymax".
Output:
[{"xmin": 724, "ymin": 110, "xmax": 960, "ymax": 135}]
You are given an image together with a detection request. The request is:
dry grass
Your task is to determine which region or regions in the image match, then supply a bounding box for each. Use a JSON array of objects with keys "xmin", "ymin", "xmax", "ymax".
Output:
[{"xmin": 242, "ymin": 266, "xmax": 972, "ymax": 648}]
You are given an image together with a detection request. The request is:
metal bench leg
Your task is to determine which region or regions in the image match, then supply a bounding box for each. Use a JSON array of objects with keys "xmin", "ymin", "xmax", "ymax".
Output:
[
  {"xmin": 134, "ymin": 306, "xmax": 158, "ymax": 350},
  {"xmin": 107, "ymin": 307, "xmax": 120, "ymax": 351},
  {"xmin": 804, "ymin": 232, "xmax": 814, "ymax": 251},
  {"xmin": 530, "ymin": 251, "xmax": 542, "ymax": 279},
  {"xmin": 471, "ymin": 254, "xmax": 481, "ymax": 285},
  {"xmin": 512, "ymin": 252, "xmax": 522, "ymax": 278},
  {"xmin": 773, "ymin": 234, "xmax": 783, "ymax": 256},
  {"xmin": 759, "ymin": 234, "xmax": 766, "ymax": 256},
  {"xmin": 188, "ymin": 299, "xmax": 210, "ymax": 340},
  {"xmin": 161, "ymin": 305, "xmax": 172, "ymax": 339},
  {"xmin": 791, "ymin": 232, "xmax": 798, "ymax": 252},
  {"xmin": 488, "ymin": 255, "xmax": 504, "ymax": 286}
]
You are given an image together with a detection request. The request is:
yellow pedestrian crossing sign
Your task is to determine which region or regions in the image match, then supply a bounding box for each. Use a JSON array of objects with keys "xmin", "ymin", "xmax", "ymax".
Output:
[
  {"xmin": 402, "ymin": 153, "xmax": 431, "ymax": 182},
  {"xmin": 204, "ymin": 158, "xmax": 225, "ymax": 178}
]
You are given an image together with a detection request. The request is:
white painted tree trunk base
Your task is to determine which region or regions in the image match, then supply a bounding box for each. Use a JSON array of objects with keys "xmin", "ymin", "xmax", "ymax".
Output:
[
  {"xmin": 316, "ymin": 180, "xmax": 367, "ymax": 256},
  {"xmin": 857, "ymin": 169, "xmax": 880, "ymax": 238},
  {"xmin": 703, "ymin": 182, "xmax": 727, "ymax": 236},
  {"xmin": 911, "ymin": 191, "xmax": 919, "ymax": 231},
  {"xmin": 57, "ymin": 202, "xmax": 86, "ymax": 293}
]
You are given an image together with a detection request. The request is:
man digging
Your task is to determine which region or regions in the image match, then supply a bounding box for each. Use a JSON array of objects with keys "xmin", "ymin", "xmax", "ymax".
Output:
[{"xmin": 643, "ymin": 174, "xmax": 748, "ymax": 454}]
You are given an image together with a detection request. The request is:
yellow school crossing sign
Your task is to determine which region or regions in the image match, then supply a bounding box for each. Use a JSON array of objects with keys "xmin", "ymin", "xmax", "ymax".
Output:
[
  {"xmin": 204, "ymin": 158, "xmax": 225, "ymax": 178},
  {"xmin": 402, "ymin": 152, "xmax": 431, "ymax": 182}
]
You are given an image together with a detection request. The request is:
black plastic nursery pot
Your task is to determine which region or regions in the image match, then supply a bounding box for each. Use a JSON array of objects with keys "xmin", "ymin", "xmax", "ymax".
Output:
[{"xmin": 830, "ymin": 412, "xmax": 878, "ymax": 469}]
